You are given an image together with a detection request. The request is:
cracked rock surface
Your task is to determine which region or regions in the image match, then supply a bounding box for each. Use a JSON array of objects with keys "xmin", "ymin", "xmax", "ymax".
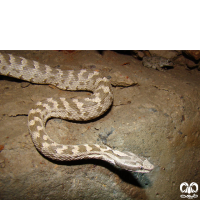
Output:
[{"xmin": 0, "ymin": 50, "xmax": 200, "ymax": 200}]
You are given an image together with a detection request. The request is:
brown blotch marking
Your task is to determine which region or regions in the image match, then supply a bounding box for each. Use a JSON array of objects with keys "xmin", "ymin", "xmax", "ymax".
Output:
[
  {"xmin": 37, "ymin": 130, "xmax": 46, "ymax": 140},
  {"xmin": 82, "ymin": 99, "xmax": 97, "ymax": 108},
  {"xmin": 96, "ymin": 87, "xmax": 109, "ymax": 95},
  {"xmin": 40, "ymin": 138, "xmax": 54, "ymax": 147},
  {"xmin": 72, "ymin": 71, "xmax": 79, "ymax": 82},
  {"xmin": 100, "ymin": 90, "xmax": 111, "ymax": 98},
  {"xmin": 35, "ymin": 104, "xmax": 47, "ymax": 112},
  {"xmin": 81, "ymin": 70, "xmax": 90, "ymax": 79},
  {"xmin": 96, "ymin": 79, "xmax": 108, "ymax": 87},
  {"xmin": 29, "ymin": 125, "xmax": 41, "ymax": 134},
  {"xmin": 56, "ymin": 98, "xmax": 67, "ymax": 110},
  {"xmin": 28, "ymin": 111, "xmax": 42, "ymax": 122},
  {"xmin": 84, "ymin": 70, "xmax": 99, "ymax": 80},
  {"xmin": 1, "ymin": 53, "xmax": 11, "ymax": 65},
  {"xmin": 57, "ymin": 98, "xmax": 73, "ymax": 116},
  {"xmin": 98, "ymin": 89, "xmax": 107, "ymax": 98},
  {"xmin": 37, "ymin": 66, "xmax": 48, "ymax": 75},
  {"xmin": 68, "ymin": 99, "xmax": 81, "ymax": 114},
  {"xmin": 29, "ymin": 119, "xmax": 43, "ymax": 129},
  {"xmin": 21, "ymin": 57, "xmax": 35, "ymax": 68},
  {"xmin": 49, "ymin": 67, "xmax": 59, "ymax": 75},
  {"xmin": 23, "ymin": 64, "xmax": 35, "ymax": 70},
  {"xmin": 66, "ymin": 145, "xmax": 77, "ymax": 154},
  {"xmin": 50, "ymin": 144, "xmax": 64, "ymax": 153},
  {"xmin": 90, "ymin": 145, "xmax": 102, "ymax": 152},
  {"xmin": 96, "ymin": 106, "xmax": 103, "ymax": 114},
  {"xmin": 43, "ymin": 100, "xmax": 55, "ymax": 109},
  {"xmin": 60, "ymin": 148, "xmax": 69, "ymax": 155},
  {"xmin": 13, "ymin": 55, "xmax": 24, "ymax": 65},
  {"xmin": 40, "ymin": 139, "xmax": 57, "ymax": 149},
  {"xmin": 56, "ymin": 144, "xmax": 66, "ymax": 149},
  {"xmin": 78, "ymin": 145, "xmax": 87, "ymax": 152},
  {"xmin": 41, "ymin": 109, "xmax": 51, "ymax": 119}
]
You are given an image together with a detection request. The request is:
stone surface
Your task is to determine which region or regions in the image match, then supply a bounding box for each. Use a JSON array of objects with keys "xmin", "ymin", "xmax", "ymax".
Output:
[
  {"xmin": 0, "ymin": 50, "xmax": 200, "ymax": 200},
  {"xmin": 183, "ymin": 50, "xmax": 200, "ymax": 60},
  {"xmin": 173, "ymin": 55, "xmax": 186, "ymax": 66},
  {"xmin": 185, "ymin": 58, "xmax": 198, "ymax": 69},
  {"xmin": 149, "ymin": 50, "xmax": 179, "ymax": 59}
]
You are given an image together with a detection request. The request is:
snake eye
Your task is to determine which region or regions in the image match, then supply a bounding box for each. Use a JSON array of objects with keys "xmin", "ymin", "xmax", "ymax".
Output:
[{"xmin": 140, "ymin": 166, "xmax": 144, "ymax": 170}]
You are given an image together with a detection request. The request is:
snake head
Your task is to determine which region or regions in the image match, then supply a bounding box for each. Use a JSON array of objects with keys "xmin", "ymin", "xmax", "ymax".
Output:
[{"xmin": 113, "ymin": 151, "xmax": 154, "ymax": 173}]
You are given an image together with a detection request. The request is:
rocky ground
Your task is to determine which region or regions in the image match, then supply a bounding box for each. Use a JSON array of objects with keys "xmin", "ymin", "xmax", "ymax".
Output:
[{"xmin": 0, "ymin": 50, "xmax": 199, "ymax": 199}]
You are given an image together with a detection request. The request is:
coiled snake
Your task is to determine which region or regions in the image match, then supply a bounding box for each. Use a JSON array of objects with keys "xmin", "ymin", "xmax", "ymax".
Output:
[{"xmin": 0, "ymin": 52, "xmax": 154, "ymax": 173}]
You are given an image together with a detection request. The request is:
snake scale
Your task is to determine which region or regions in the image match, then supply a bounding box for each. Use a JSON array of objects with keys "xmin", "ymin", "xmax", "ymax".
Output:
[{"xmin": 0, "ymin": 52, "xmax": 154, "ymax": 173}]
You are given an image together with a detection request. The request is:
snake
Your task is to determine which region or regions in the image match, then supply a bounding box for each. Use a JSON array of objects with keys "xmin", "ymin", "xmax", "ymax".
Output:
[{"xmin": 0, "ymin": 52, "xmax": 154, "ymax": 173}]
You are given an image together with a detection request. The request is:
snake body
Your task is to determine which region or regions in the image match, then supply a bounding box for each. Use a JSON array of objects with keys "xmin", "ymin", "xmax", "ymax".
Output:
[{"xmin": 0, "ymin": 52, "xmax": 154, "ymax": 173}]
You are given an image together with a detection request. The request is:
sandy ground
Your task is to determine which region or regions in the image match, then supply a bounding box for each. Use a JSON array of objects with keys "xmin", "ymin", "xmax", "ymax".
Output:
[{"xmin": 0, "ymin": 50, "xmax": 200, "ymax": 199}]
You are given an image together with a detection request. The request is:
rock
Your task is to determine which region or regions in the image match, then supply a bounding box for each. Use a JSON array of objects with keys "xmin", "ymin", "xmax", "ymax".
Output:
[
  {"xmin": 183, "ymin": 50, "xmax": 200, "ymax": 60},
  {"xmin": 110, "ymin": 71, "xmax": 137, "ymax": 87},
  {"xmin": 137, "ymin": 51, "xmax": 145, "ymax": 59},
  {"xmin": 130, "ymin": 51, "xmax": 145, "ymax": 59},
  {"xmin": 185, "ymin": 58, "xmax": 198, "ymax": 69},
  {"xmin": 1, "ymin": 50, "xmax": 200, "ymax": 200},
  {"xmin": 21, "ymin": 82, "xmax": 30, "ymax": 88},
  {"xmin": 173, "ymin": 55, "xmax": 186, "ymax": 65},
  {"xmin": 173, "ymin": 55, "xmax": 186, "ymax": 66},
  {"xmin": 149, "ymin": 50, "xmax": 180, "ymax": 59}
]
